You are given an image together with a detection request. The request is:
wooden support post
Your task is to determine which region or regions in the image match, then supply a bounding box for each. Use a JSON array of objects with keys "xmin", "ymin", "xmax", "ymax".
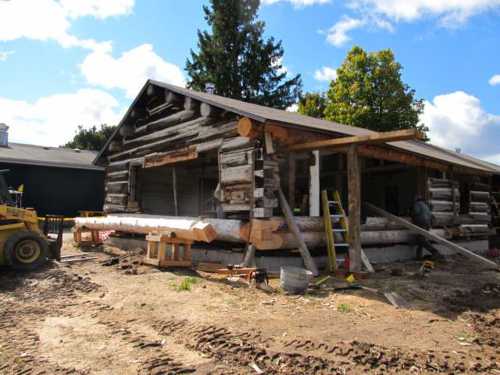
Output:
[
  {"xmin": 172, "ymin": 167, "xmax": 178, "ymax": 216},
  {"xmin": 335, "ymin": 154, "xmax": 344, "ymax": 200},
  {"xmin": 288, "ymin": 154, "xmax": 296, "ymax": 209},
  {"xmin": 309, "ymin": 150, "xmax": 320, "ymax": 217},
  {"xmin": 347, "ymin": 145, "xmax": 362, "ymax": 273},
  {"xmin": 278, "ymin": 188, "xmax": 319, "ymax": 276}
]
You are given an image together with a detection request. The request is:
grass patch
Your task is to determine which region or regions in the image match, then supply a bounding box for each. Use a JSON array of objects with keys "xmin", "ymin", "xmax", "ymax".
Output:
[
  {"xmin": 171, "ymin": 276, "xmax": 200, "ymax": 292},
  {"xmin": 337, "ymin": 303, "xmax": 352, "ymax": 313}
]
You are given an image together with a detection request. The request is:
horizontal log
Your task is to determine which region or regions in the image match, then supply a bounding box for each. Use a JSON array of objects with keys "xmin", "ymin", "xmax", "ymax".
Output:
[
  {"xmin": 221, "ymin": 165, "xmax": 253, "ymax": 185},
  {"xmin": 124, "ymin": 116, "xmax": 211, "ymax": 148},
  {"xmin": 469, "ymin": 202, "xmax": 489, "ymax": 212},
  {"xmin": 251, "ymin": 228, "xmax": 447, "ymax": 250},
  {"xmin": 110, "ymin": 120, "xmax": 236, "ymax": 162},
  {"xmin": 75, "ymin": 214, "xmax": 248, "ymax": 243},
  {"xmin": 143, "ymin": 146, "xmax": 198, "ymax": 168},
  {"xmin": 429, "ymin": 200, "xmax": 459, "ymax": 212},
  {"xmin": 133, "ymin": 109, "xmax": 197, "ymax": 137},
  {"xmin": 75, "ymin": 215, "xmax": 216, "ymax": 243},
  {"xmin": 106, "ymin": 181, "xmax": 128, "ymax": 194},
  {"xmin": 107, "ymin": 170, "xmax": 128, "ymax": 181},
  {"xmin": 221, "ymin": 136, "xmax": 253, "ymax": 151},
  {"xmin": 429, "ymin": 188, "xmax": 460, "ymax": 200},
  {"xmin": 105, "ymin": 194, "xmax": 128, "ymax": 205},
  {"xmin": 428, "ymin": 178, "xmax": 456, "ymax": 188},
  {"xmin": 470, "ymin": 191, "xmax": 490, "ymax": 202},
  {"xmin": 103, "ymin": 204, "xmax": 127, "ymax": 213}
]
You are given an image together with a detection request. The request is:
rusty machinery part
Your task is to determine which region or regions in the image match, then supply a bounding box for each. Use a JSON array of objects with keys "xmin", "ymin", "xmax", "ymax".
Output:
[{"xmin": 4, "ymin": 230, "xmax": 49, "ymax": 271}]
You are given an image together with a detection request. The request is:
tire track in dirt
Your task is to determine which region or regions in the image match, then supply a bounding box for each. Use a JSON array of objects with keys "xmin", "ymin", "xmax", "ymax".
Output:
[
  {"xmin": 150, "ymin": 318, "xmax": 499, "ymax": 374},
  {"xmin": 0, "ymin": 267, "xmax": 100, "ymax": 375}
]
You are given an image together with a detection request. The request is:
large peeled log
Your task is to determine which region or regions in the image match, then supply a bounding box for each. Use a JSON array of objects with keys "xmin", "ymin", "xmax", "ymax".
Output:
[{"xmin": 75, "ymin": 215, "xmax": 218, "ymax": 243}]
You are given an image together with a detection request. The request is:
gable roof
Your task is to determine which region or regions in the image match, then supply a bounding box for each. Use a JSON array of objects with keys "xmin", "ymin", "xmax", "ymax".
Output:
[
  {"xmin": 0, "ymin": 142, "xmax": 103, "ymax": 171},
  {"xmin": 96, "ymin": 80, "xmax": 500, "ymax": 175}
]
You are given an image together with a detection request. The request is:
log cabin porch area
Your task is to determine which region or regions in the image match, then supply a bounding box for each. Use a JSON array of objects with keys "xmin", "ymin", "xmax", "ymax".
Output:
[{"xmin": 88, "ymin": 80, "xmax": 500, "ymax": 273}]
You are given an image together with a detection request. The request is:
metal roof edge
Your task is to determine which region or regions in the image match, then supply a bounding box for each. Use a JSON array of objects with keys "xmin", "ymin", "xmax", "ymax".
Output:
[{"xmin": 0, "ymin": 157, "xmax": 105, "ymax": 171}]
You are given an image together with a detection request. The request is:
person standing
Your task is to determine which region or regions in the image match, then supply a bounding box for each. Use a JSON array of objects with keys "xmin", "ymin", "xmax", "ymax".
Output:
[{"xmin": 411, "ymin": 196, "xmax": 444, "ymax": 260}]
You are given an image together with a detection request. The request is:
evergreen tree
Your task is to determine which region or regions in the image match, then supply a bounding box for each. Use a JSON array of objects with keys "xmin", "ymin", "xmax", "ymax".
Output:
[
  {"xmin": 186, "ymin": 0, "xmax": 302, "ymax": 109},
  {"xmin": 324, "ymin": 46, "xmax": 426, "ymax": 134}
]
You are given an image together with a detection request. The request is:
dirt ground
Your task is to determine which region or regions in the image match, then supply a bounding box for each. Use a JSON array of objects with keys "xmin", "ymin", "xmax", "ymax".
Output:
[{"xmin": 1, "ymin": 241, "xmax": 499, "ymax": 375}]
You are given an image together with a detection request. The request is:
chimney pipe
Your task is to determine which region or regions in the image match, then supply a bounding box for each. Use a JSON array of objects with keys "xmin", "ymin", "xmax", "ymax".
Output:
[{"xmin": 0, "ymin": 123, "xmax": 8, "ymax": 147}]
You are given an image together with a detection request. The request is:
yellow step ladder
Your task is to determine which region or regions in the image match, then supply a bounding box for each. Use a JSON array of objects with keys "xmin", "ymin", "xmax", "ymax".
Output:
[{"xmin": 321, "ymin": 190, "xmax": 349, "ymax": 273}]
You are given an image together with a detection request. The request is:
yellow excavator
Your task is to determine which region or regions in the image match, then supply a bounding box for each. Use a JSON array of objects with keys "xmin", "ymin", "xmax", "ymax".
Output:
[{"xmin": 0, "ymin": 170, "xmax": 62, "ymax": 271}]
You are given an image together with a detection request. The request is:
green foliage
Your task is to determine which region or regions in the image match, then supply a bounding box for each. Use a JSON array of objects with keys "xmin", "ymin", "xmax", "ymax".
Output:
[
  {"xmin": 172, "ymin": 276, "xmax": 200, "ymax": 292},
  {"xmin": 64, "ymin": 124, "xmax": 116, "ymax": 151},
  {"xmin": 324, "ymin": 46, "xmax": 427, "ymax": 135},
  {"xmin": 186, "ymin": 0, "xmax": 302, "ymax": 109},
  {"xmin": 337, "ymin": 303, "xmax": 352, "ymax": 313},
  {"xmin": 298, "ymin": 92, "xmax": 326, "ymax": 118}
]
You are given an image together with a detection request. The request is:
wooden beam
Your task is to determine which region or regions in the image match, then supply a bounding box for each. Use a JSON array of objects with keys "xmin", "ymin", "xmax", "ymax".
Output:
[
  {"xmin": 289, "ymin": 129, "xmax": 423, "ymax": 152},
  {"xmin": 309, "ymin": 151, "xmax": 320, "ymax": 216},
  {"xmin": 288, "ymin": 154, "xmax": 296, "ymax": 209},
  {"xmin": 357, "ymin": 145, "xmax": 448, "ymax": 171},
  {"xmin": 236, "ymin": 117, "xmax": 326, "ymax": 145},
  {"xmin": 365, "ymin": 202, "xmax": 499, "ymax": 270},
  {"xmin": 278, "ymin": 188, "xmax": 319, "ymax": 276},
  {"xmin": 143, "ymin": 146, "xmax": 198, "ymax": 168},
  {"xmin": 172, "ymin": 167, "xmax": 178, "ymax": 216},
  {"xmin": 347, "ymin": 144, "xmax": 362, "ymax": 272}
]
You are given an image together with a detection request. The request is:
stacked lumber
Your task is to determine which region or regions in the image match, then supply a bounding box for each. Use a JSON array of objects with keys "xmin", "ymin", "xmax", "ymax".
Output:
[
  {"xmin": 467, "ymin": 182, "xmax": 491, "ymax": 224},
  {"xmin": 218, "ymin": 138, "xmax": 255, "ymax": 216},
  {"xmin": 428, "ymin": 178, "xmax": 460, "ymax": 227}
]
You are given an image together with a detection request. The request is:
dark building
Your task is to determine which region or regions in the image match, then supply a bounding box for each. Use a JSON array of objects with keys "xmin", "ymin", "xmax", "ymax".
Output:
[{"xmin": 0, "ymin": 124, "xmax": 104, "ymax": 217}]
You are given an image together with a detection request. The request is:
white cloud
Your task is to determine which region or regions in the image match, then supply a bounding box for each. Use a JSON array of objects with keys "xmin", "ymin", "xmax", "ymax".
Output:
[
  {"xmin": 0, "ymin": 50, "xmax": 14, "ymax": 61},
  {"xmin": 326, "ymin": 17, "xmax": 365, "ymax": 47},
  {"xmin": 0, "ymin": 89, "xmax": 123, "ymax": 147},
  {"xmin": 262, "ymin": 0, "xmax": 330, "ymax": 7},
  {"xmin": 349, "ymin": 0, "xmax": 500, "ymax": 24},
  {"xmin": 489, "ymin": 74, "xmax": 500, "ymax": 86},
  {"xmin": 0, "ymin": 0, "xmax": 134, "ymax": 50},
  {"xmin": 59, "ymin": 0, "xmax": 134, "ymax": 19},
  {"xmin": 422, "ymin": 91, "xmax": 500, "ymax": 153},
  {"xmin": 314, "ymin": 66, "xmax": 337, "ymax": 81},
  {"xmin": 80, "ymin": 44, "xmax": 186, "ymax": 99}
]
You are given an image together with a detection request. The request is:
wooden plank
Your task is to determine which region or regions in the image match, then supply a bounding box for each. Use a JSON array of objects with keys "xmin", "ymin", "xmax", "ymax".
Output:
[
  {"xmin": 289, "ymin": 129, "xmax": 423, "ymax": 151},
  {"xmin": 143, "ymin": 146, "xmax": 198, "ymax": 168},
  {"xmin": 365, "ymin": 202, "xmax": 499, "ymax": 269},
  {"xmin": 360, "ymin": 249, "xmax": 375, "ymax": 273},
  {"xmin": 347, "ymin": 144, "xmax": 362, "ymax": 273},
  {"xmin": 278, "ymin": 188, "xmax": 319, "ymax": 276}
]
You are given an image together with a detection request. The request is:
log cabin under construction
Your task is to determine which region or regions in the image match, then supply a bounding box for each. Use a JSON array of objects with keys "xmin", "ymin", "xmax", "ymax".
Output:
[{"xmin": 85, "ymin": 80, "xmax": 500, "ymax": 272}]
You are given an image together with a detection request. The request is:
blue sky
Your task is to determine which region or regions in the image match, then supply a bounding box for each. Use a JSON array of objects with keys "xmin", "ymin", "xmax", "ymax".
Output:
[{"xmin": 0, "ymin": 0, "xmax": 499, "ymax": 163}]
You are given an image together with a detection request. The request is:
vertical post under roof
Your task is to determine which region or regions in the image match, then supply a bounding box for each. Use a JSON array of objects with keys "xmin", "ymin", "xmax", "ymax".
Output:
[
  {"xmin": 309, "ymin": 150, "xmax": 320, "ymax": 216},
  {"xmin": 347, "ymin": 144, "xmax": 362, "ymax": 272}
]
